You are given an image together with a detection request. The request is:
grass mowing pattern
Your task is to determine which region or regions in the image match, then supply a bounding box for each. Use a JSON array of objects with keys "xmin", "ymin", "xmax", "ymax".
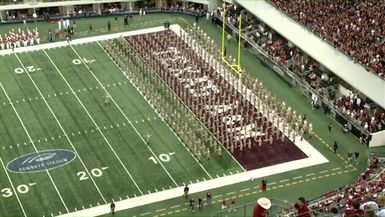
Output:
[{"xmin": 0, "ymin": 41, "xmax": 240, "ymax": 216}]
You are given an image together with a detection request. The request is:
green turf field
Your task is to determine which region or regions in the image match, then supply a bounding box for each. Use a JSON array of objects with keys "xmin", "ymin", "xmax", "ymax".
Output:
[{"xmin": 0, "ymin": 13, "xmax": 381, "ymax": 217}]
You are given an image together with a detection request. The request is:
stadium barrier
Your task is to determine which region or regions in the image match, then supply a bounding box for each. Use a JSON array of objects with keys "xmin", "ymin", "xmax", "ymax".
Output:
[{"xmin": 212, "ymin": 198, "xmax": 292, "ymax": 217}]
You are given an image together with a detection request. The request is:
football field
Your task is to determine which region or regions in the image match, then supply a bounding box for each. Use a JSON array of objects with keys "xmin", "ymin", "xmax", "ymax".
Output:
[
  {"xmin": 0, "ymin": 39, "xmax": 242, "ymax": 217},
  {"xmin": 0, "ymin": 14, "xmax": 374, "ymax": 217}
]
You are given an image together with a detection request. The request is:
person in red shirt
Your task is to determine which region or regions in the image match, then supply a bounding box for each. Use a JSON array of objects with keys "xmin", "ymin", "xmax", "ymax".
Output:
[
  {"xmin": 345, "ymin": 200, "xmax": 364, "ymax": 216},
  {"xmin": 294, "ymin": 197, "xmax": 311, "ymax": 217},
  {"xmin": 253, "ymin": 197, "xmax": 271, "ymax": 217}
]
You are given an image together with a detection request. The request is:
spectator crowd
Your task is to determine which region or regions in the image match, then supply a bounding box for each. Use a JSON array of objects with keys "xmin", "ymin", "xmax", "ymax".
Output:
[
  {"xmin": 272, "ymin": 0, "xmax": 385, "ymax": 78},
  {"xmin": 217, "ymin": 2, "xmax": 385, "ymax": 134},
  {"xmin": 307, "ymin": 153, "xmax": 385, "ymax": 216}
]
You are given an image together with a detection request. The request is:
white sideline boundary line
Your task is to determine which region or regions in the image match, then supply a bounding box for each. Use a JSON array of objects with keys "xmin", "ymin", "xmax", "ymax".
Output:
[
  {"xmin": 0, "ymin": 156, "xmax": 27, "ymax": 217},
  {"xmin": 41, "ymin": 49, "xmax": 144, "ymax": 196},
  {"xmin": 0, "ymin": 26, "xmax": 168, "ymax": 56},
  {"xmin": 68, "ymin": 44, "xmax": 179, "ymax": 187},
  {"xmin": 57, "ymin": 24, "xmax": 328, "ymax": 217},
  {"xmin": 0, "ymin": 82, "xmax": 69, "ymax": 213},
  {"xmin": 96, "ymin": 41, "xmax": 213, "ymax": 180}
]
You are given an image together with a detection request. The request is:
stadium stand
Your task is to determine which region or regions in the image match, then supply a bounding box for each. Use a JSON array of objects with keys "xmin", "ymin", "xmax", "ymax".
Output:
[
  {"xmin": 306, "ymin": 153, "xmax": 385, "ymax": 216},
  {"xmin": 270, "ymin": 0, "xmax": 385, "ymax": 79},
  {"xmin": 215, "ymin": 2, "xmax": 385, "ymax": 134}
]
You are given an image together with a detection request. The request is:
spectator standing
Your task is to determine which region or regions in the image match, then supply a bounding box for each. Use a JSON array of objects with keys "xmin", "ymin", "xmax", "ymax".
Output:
[
  {"xmin": 110, "ymin": 201, "xmax": 115, "ymax": 215},
  {"xmin": 231, "ymin": 198, "xmax": 236, "ymax": 211},
  {"xmin": 293, "ymin": 197, "xmax": 311, "ymax": 217},
  {"xmin": 260, "ymin": 178, "xmax": 267, "ymax": 191},
  {"xmin": 198, "ymin": 197, "xmax": 203, "ymax": 210},
  {"xmin": 89, "ymin": 24, "xmax": 93, "ymax": 32},
  {"xmin": 124, "ymin": 15, "xmax": 128, "ymax": 26},
  {"xmin": 344, "ymin": 200, "xmax": 364, "ymax": 216},
  {"xmin": 328, "ymin": 122, "xmax": 332, "ymax": 132},
  {"xmin": 377, "ymin": 196, "xmax": 385, "ymax": 217},
  {"xmin": 107, "ymin": 20, "xmax": 111, "ymax": 31},
  {"xmin": 227, "ymin": 33, "xmax": 232, "ymax": 43},
  {"xmin": 189, "ymin": 198, "xmax": 195, "ymax": 212},
  {"xmin": 206, "ymin": 192, "xmax": 212, "ymax": 205},
  {"xmin": 221, "ymin": 198, "xmax": 227, "ymax": 210},
  {"xmin": 195, "ymin": 13, "xmax": 199, "ymax": 23},
  {"xmin": 354, "ymin": 152, "xmax": 359, "ymax": 163},
  {"xmin": 32, "ymin": 12, "xmax": 37, "ymax": 23},
  {"xmin": 183, "ymin": 185, "xmax": 189, "ymax": 199},
  {"xmin": 333, "ymin": 141, "xmax": 338, "ymax": 153},
  {"xmin": 347, "ymin": 151, "xmax": 353, "ymax": 162},
  {"xmin": 253, "ymin": 197, "xmax": 271, "ymax": 217}
]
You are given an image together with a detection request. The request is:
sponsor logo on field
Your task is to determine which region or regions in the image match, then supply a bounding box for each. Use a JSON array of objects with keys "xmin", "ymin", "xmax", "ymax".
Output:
[{"xmin": 7, "ymin": 149, "xmax": 76, "ymax": 173}]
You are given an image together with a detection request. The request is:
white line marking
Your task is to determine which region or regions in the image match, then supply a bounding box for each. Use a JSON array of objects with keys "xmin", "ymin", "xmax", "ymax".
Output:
[
  {"xmin": 213, "ymin": 195, "xmax": 223, "ymax": 199},
  {"xmin": 319, "ymin": 170, "xmax": 328, "ymax": 174},
  {"xmin": 279, "ymin": 179, "xmax": 289, "ymax": 183},
  {"xmin": 46, "ymin": 48, "xmax": 144, "ymax": 195},
  {"xmin": 140, "ymin": 212, "xmax": 151, "ymax": 216},
  {"xmin": 332, "ymin": 167, "xmax": 340, "ymax": 171},
  {"xmin": 0, "ymin": 156, "xmax": 27, "ymax": 217},
  {"xmin": 74, "ymin": 44, "xmax": 178, "ymax": 187},
  {"xmin": 156, "ymin": 208, "xmax": 166, "ymax": 212},
  {"xmin": 0, "ymin": 81, "xmax": 69, "ymax": 213},
  {"xmin": 240, "ymin": 188, "xmax": 249, "ymax": 192},
  {"xmin": 20, "ymin": 52, "xmax": 108, "ymax": 204},
  {"xmin": 170, "ymin": 205, "xmax": 180, "ymax": 209},
  {"xmin": 305, "ymin": 173, "xmax": 315, "ymax": 177},
  {"xmin": 226, "ymin": 191, "xmax": 236, "ymax": 195},
  {"xmin": 293, "ymin": 176, "xmax": 302, "ymax": 180}
]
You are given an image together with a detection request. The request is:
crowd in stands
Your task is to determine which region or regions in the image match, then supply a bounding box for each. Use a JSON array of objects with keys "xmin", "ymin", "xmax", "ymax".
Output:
[
  {"xmin": 335, "ymin": 93, "xmax": 385, "ymax": 133},
  {"xmin": 0, "ymin": 28, "xmax": 40, "ymax": 50},
  {"xmin": 216, "ymin": 2, "xmax": 385, "ymax": 133},
  {"xmin": 306, "ymin": 153, "xmax": 385, "ymax": 216},
  {"xmin": 160, "ymin": 2, "xmax": 206, "ymax": 14},
  {"xmin": 271, "ymin": 0, "xmax": 385, "ymax": 78}
]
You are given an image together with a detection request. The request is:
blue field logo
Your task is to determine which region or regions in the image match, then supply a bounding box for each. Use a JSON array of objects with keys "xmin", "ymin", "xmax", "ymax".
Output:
[{"xmin": 7, "ymin": 149, "xmax": 76, "ymax": 173}]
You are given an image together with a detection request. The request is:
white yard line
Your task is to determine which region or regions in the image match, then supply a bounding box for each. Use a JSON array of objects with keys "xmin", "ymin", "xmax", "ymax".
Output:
[
  {"xmin": 0, "ymin": 156, "xmax": 27, "ymax": 217},
  {"xmin": 0, "ymin": 81, "xmax": 69, "ymax": 213},
  {"xmin": 69, "ymin": 44, "xmax": 179, "ymax": 187},
  {"xmin": 34, "ymin": 50, "xmax": 110, "ymax": 203},
  {"xmin": 42, "ymin": 50, "xmax": 144, "ymax": 195},
  {"xmin": 96, "ymin": 41, "xmax": 214, "ymax": 180}
]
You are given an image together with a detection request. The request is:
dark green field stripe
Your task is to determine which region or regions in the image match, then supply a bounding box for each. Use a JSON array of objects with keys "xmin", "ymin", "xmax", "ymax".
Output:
[
  {"xmin": 14, "ymin": 52, "xmax": 147, "ymax": 200},
  {"xmin": 40, "ymin": 48, "xmax": 177, "ymax": 194}
]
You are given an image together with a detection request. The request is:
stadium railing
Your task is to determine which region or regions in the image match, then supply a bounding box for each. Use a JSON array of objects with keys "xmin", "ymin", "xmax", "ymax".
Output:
[
  {"xmin": 212, "ymin": 198, "xmax": 293, "ymax": 217},
  {"xmin": 214, "ymin": 13, "xmax": 374, "ymax": 140}
]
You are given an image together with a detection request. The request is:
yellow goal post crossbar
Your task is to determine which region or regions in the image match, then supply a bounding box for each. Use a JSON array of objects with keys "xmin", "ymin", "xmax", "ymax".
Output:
[{"xmin": 221, "ymin": 5, "xmax": 242, "ymax": 75}]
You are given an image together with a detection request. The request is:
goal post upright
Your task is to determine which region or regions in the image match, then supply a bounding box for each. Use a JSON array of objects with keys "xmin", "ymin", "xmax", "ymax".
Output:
[{"xmin": 221, "ymin": 5, "xmax": 243, "ymax": 75}]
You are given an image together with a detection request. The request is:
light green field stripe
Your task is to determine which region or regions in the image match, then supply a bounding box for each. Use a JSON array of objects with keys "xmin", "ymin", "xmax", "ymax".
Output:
[
  {"xmin": 41, "ymin": 48, "xmax": 175, "ymax": 193},
  {"xmin": 0, "ymin": 155, "xmax": 26, "ymax": 217},
  {"xmin": 0, "ymin": 57, "xmax": 75, "ymax": 216},
  {"xmin": 14, "ymin": 51, "xmax": 147, "ymax": 199}
]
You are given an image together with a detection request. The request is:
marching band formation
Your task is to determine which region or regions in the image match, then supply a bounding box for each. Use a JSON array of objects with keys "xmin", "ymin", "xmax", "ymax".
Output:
[
  {"xmin": 103, "ymin": 25, "xmax": 313, "ymax": 163},
  {"xmin": 0, "ymin": 28, "xmax": 40, "ymax": 50}
]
